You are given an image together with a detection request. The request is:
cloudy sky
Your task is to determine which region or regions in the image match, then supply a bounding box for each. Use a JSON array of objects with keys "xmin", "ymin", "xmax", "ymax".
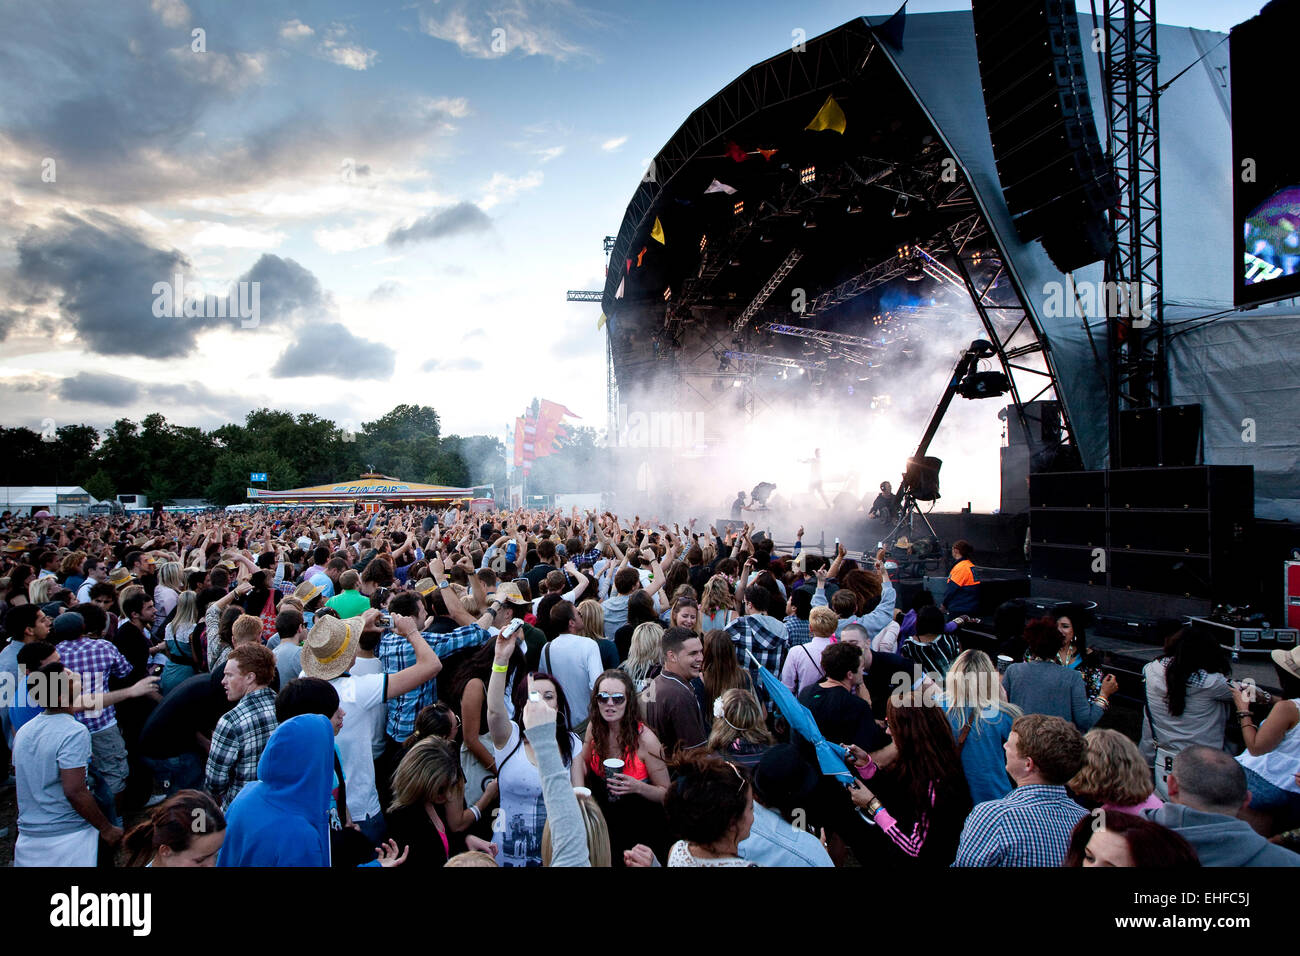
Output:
[{"xmin": 0, "ymin": 0, "xmax": 1264, "ymax": 444}]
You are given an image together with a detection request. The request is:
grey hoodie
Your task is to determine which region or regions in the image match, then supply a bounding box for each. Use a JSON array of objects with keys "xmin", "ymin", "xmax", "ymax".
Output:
[{"xmin": 1145, "ymin": 803, "xmax": 1300, "ymax": 867}]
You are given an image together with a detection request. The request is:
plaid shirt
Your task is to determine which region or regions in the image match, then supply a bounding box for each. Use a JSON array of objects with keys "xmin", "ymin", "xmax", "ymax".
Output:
[
  {"xmin": 56, "ymin": 637, "xmax": 133, "ymax": 733},
  {"xmin": 725, "ymin": 614, "xmax": 790, "ymax": 703},
  {"xmin": 378, "ymin": 625, "xmax": 491, "ymax": 742},
  {"xmin": 952, "ymin": 785, "xmax": 1087, "ymax": 867},
  {"xmin": 204, "ymin": 687, "xmax": 278, "ymax": 809},
  {"xmin": 783, "ymin": 615, "xmax": 811, "ymax": 646}
]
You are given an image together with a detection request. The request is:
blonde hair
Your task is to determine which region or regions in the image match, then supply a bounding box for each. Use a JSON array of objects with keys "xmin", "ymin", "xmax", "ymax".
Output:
[
  {"xmin": 157, "ymin": 561, "xmax": 184, "ymax": 592},
  {"xmin": 542, "ymin": 792, "xmax": 611, "ymax": 867},
  {"xmin": 445, "ymin": 851, "xmax": 498, "ymax": 867},
  {"xmin": 707, "ymin": 688, "xmax": 775, "ymax": 752},
  {"xmin": 808, "ymin": 606, "xmax": 839, "ymax": 638},
  {"xmin": 623, "ymin": 623, "xmax": 663, "ymax": 688},
  {"xmin": 943, "ymin": 649, "xmax": 1021, "ymax": 731},
  {"xmin": 1069, "ymin": 728, "xmax": 1155, "ymax": 807},
  {"xmin": 28, "ymin": 575, "xmax": 60, "ymax": 605},
  {"xmin": 700, "ymin": 574, "xmax": 733, "ymax": 616},
  {"xmin": 170, "ymin": 590, "xmax": 199, "ymax": 633},
  {"xmin": 389, "ymin": 737, "xmax": 462, "ymax": 812},
  {"xmin": 578, "ymin": 599, "xmax": 605, "ymax": 640}
]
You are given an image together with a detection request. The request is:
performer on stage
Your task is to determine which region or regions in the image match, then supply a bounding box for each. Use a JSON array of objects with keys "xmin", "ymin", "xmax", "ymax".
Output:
[{"xmin": 800, "ymin": 448, "xmax": 832, "ymax": 509}]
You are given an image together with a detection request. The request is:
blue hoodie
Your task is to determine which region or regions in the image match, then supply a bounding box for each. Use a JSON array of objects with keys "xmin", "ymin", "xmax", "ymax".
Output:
[{"xmin": 218, "ymin": 714, "xmax": 334, "ymax": 867}]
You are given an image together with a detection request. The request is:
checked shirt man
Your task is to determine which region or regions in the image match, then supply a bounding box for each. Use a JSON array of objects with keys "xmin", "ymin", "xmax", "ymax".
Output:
[{"xmin": 205, "ymin": 644, "xmax": 279, "ymax": 810}]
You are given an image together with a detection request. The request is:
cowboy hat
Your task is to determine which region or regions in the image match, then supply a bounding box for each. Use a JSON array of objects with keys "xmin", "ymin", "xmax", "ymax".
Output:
[
  {"xmin": 491, "ymin": 582, "xmax": 530, "ymax": 607},
  {"xmin": 1273, "ymin": 645, "xmax": 1300, "ymax": 682},
  {"xmin": 292, "ymin": 578, "xmax": 325, "ymax": 606},
  {"xmin": 108, "ymin": 567, "xmax": 134, "ymax": 589},
  {"xmin": 300, "ymin": 614, "xmax": 366, "ymax": 682},
  {"xmin": 412, "ymin": 577, "xmax": 439, "ymax": 597}
]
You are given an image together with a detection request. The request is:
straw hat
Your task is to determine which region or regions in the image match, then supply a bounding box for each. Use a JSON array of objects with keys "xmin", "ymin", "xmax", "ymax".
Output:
[
  {"xmin": 492, "ymin": 582, "xmax": 530, "ymax": 607},
  {"xmin": 293, "ymin": 578, "xmax": 325, "ymax": 605},
  {"xmin": 3, "ymin": 539, "xmax": 27, "ymax": 554},
  {"xmin": 1273, "ymin": 645, "xmax": 1300, "ymax": 682},
  {"xmin": 412, "ymin": 577, "xmax": 439, "ymax": 596},
  {"xmin": 300, "ymin": 614, "xmax": 366, "ymax": 681},
  {"xmin": 108, "ymin": 567, "xmax": 134, "ymax": 590}
]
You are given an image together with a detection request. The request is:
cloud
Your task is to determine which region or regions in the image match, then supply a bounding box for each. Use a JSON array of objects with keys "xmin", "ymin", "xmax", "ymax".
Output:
[
  {"xmin": 535, "ymin": 146, "xmax": 565, "ymax": 162},
  {"xmin": 280, "ymin": 18, "xmax": 314, "ymax": 40},
  {"xmin": 59, "ymin": 372, "xmax": 142, "ymax": 405},
  {"xmin": 386, "ymin": 202, "xmax": 492, "ymax": 246},
  {"xmin": 421, "ymin": 356, "xmax": 484, "ymax": 373},
  {"xmin": 480, "ymin": 171, "xmax": 543, "ymax": 210},
  {"xmin": 151, "ymin": 0, "xmax": 190, "ymax": 27},
  {"xmin": 418, "ymin": 0, "xmax": 597, "ymax": 62},
  {"xmin": 368, "ymin": 280, "xmax": 404, "ymax": 302},
  {"xmin": 236, "ymin": 254, "xmax": 331, "ymax": 323},
  {"xmin": 320, "ymin": 40, "xmax": 378, "ymax": 70},
  {"xmin": 600, "ymin": 135, "xmax": 627, "ymax": 152},
  {"xmin": 271, "ymin": 322, "xmax": 395, "ymax": 379},
  {"xmin": 14, "ymin": 210, "xmax": 204, "ymax": 358}
]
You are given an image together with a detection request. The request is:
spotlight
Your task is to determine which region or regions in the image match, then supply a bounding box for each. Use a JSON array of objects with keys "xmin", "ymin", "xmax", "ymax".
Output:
[
  {"xmin": 800, "ymin": 165, "xmax": 816, "ymax": 185},
  {"xmin": 700, "ymin": 235, "xmax": 708, "ymax": 251},
  {"xmin": 733, "ymin": 200, "xmax": 744, "ymax": 215},
  {"xmin": 798, "ymin": 367, "xmax": 806, "ymax": 376},
  {"xmin": 905, "ymin": 258, "xmax": 926, "ymax": 281},
  {"xmin": 663, "ymin": 286, "xmax": 672, "ymax": 301},
  {"xmin": 732, "ymin": 378, "xmax": 743, "ymax": 388}
]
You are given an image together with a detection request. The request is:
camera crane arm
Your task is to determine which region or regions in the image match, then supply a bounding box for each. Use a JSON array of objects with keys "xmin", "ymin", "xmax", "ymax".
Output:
[{"xmin": 896, "ymin": 339, "xmax": 998, "ymax": 500}]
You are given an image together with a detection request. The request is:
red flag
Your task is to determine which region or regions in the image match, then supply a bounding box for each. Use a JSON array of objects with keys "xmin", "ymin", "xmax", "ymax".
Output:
[
  {"xmin": 513, "ymin": 417, "xmax": 526, "ymax": 467},
  {"xmin": 724, "ymin": 140, "xmax": 747, "ymax": 163},
  {"xmin": 636, "ymin": 245, "xmax": 648, "ymax": 267}
]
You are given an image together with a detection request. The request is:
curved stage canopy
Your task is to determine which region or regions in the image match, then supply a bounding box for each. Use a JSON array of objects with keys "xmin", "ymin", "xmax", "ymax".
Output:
[
  {"xmin": 246, "ymin": 474, "xmax": 476, "ymax": 506},
  {"xmin": 602, "ymin": 11, "xmax": 1299, "ymax": 520}
]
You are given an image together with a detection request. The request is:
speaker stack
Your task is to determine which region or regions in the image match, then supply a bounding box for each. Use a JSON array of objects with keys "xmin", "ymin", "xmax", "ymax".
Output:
[
  {"xmin": 970, "ymin": 0, "xmax": 1119, "ymax": 271},
  {"xmin": 1028, "ymin": 466, "xmax": 1254, "ymax": 617}
]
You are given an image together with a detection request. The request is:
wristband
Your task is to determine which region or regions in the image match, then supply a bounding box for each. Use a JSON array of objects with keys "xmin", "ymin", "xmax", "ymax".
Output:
[
  {"xmin": 491, "ymin": 663, "xmax": 509, "ymax": 673},
  {"xmin": 469, "ymin": 805, "xmax": 482, "ymax": 822}
]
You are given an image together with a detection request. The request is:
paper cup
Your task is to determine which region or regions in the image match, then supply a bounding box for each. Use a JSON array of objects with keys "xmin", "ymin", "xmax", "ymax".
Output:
[{"xmin": 603, "ymin": 758, "xmax": 625, "ymax": 800}]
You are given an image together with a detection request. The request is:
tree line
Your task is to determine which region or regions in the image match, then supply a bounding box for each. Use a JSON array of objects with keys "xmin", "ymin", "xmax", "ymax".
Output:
[{"xmin": 0, "ymin": 403, "xmax": 609, "ymax": 506}]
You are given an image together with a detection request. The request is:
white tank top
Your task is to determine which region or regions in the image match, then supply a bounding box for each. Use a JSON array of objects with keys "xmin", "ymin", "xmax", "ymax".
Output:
[{"xmin": 1237, "ymin": 698, "xmax": 1300, "ymax": 795}]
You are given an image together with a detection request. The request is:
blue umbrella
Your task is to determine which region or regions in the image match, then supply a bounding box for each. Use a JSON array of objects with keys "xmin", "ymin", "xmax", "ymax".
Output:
[{"xmin": 748, "ymin": 651, "xmax": 857, "ymax": 785}]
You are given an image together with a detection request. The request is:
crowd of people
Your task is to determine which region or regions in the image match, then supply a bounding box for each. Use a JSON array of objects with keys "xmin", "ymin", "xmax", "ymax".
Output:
[{"xmin": 1, "ymin": 503, "xmax": 1298, "ymax": 868}]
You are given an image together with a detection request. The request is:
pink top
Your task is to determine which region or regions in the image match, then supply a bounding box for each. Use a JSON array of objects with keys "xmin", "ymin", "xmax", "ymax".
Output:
[{"xmin": 1101, "ymin": 792, "xmax": 1164, "ymax": 816}]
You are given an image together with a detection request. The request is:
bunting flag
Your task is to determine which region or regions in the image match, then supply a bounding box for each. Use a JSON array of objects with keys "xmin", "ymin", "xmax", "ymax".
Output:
[
  {"xmin": 757, "ymin": 148, "xmax": 779, "ymax": 161},
  {"xmin": 535, "ymin": 400, "xmax": 579, "ymax": 457},
  {"xmin": 724, "ymin": 140, "xmax": 748, "ymax": 163},
  {"xmin": 597, "ymin": 312, "xmax": 607, "ymax": 330},
  {"xmin": 512, "ymin": 417, "xmax": 527, "ymax": 467},
  {"xmin": 805, "ymin": 95, "xmax": 847, "ymax": 134},
  {"xmin": 704, "ymin": 179, "xmax": 737, "ymax": 195},
  {"xmin": 636, "ymin": 245, "xmax": 648, "ymax": 266},
  {"xmin": 650, "ymin": 217, "xmax": 665, "ymax": 245},
  {"xmin": 877, "ymin": 0, "xmax": 907, "ymax": 51},
  {"xmin": 616, "ymin": 276, "xmax": 625, "ymax": 299}
]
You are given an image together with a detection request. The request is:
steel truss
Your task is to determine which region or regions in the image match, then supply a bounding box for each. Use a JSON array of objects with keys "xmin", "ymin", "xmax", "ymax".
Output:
[{"xmin": 1104, "ymin": 0, "xmax": 1165, "ymax": 466}]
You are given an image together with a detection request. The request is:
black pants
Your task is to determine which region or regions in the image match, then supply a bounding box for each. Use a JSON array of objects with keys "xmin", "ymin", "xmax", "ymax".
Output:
[{"xmin": 373, "ymin": 736, "xmax": 406, "ymax": 813}]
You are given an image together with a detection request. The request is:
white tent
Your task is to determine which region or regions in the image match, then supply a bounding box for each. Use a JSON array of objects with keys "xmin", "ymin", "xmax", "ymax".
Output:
[{"xmin": 0, "ymin": 486, "xmax": 98, "ymax": 517}]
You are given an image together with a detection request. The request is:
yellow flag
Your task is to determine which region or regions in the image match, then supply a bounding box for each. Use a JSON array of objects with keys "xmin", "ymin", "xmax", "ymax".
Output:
[
  {"xmin": 597, "ymin": 312, "xmax": 607, "ymax": 330},
  {"xmin": 650, "ymin": 217, "xmax": 665, "ymax": 245},
  {"xmin": 805, "ymin": 95, "xmax": 846, "ymax": 134}
]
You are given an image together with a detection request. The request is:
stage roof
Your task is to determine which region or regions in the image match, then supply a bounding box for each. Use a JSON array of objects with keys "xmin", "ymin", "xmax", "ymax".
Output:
[{"xmin": 602, "ymin": 10, "xmax": 1300, "ymax": 520}]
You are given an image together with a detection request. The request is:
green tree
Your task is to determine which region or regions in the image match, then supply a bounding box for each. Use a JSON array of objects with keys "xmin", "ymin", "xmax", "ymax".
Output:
[{"xmin": 82, "ymin": 468, "xmax": 115, "ymax": 503}]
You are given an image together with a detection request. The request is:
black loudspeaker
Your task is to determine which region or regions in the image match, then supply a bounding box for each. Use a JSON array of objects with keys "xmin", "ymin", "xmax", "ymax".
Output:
[
  {"xmin": 1029, "ymin": 466, "xmax": 1254, "ymax": 601},
  {"xmin": 1118, "ymin": 404, "xmax": 1203, "ymax": 468},
  {"xmin": 905, "ymin": 456, "xmax": 942, "ymax": 501},
  {"xmin": 970, "ymin": 0, "xmax": 1118, "ymax": 271}
]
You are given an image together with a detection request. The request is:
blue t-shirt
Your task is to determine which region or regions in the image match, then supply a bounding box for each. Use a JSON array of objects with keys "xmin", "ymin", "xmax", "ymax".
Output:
[
  {"xmin": 945, "ymin": 705, "xmax": 1015, "ymax": 804},
  {"xmin": 0, "ymin": 641, "xmax": 42, "ymax": 748}
]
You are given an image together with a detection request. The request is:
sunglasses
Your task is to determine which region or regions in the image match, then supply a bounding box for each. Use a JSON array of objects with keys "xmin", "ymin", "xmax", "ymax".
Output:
[{"xmin": 596, "ymin": 692, "xmax": 626, "ymax": 704}]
